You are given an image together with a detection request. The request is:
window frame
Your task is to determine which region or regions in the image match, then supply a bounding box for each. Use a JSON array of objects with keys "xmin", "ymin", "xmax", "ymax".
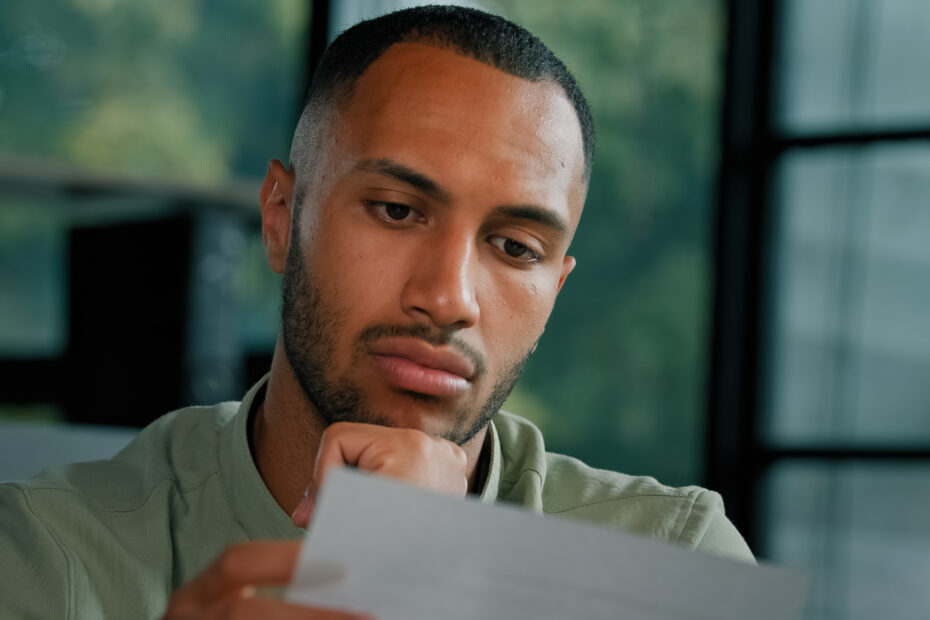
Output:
[{"xmin": 707, "ymin": 0, "xmax": 930, "ymax": 552}]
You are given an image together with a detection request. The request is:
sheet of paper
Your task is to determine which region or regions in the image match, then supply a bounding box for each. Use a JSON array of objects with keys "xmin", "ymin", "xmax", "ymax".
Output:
[{"xmin": 287, "ymin": 468, "xmax": 808, "ymax": 620}]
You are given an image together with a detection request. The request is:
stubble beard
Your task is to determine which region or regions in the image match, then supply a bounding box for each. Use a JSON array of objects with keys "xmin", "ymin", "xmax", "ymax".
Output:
[{"xmin": 279, "ymin": 229, "xmax": 530, "ymax": 447}]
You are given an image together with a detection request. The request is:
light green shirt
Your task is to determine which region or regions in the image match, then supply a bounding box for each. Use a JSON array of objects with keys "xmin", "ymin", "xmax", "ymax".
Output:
[{"xmin": 0, "ymin": 378, "xmax": 753, "ymax": 619}]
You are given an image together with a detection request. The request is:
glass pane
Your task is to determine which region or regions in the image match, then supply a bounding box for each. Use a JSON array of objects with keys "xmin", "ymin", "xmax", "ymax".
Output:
[
  {"xmin": 0, "ymin": 0, "xmax": 307, "ymax": 185},
  {"xmin": 0, "ymin": 200, "xmax": 66, "ymax": 356},
  {"xmin": 487, "ymin": 0, "xmax": 724, "ymax": 484},
  {"xmin": 763, "ymin": 462, "xmax": 930, "ymax": 620},
  {"xmin": 779, "ymin": 0, "xmax": 930, "ymax": 132},
  {"xmin": 767, "ymin": 144, "xmax": 930, "ymax": 445}
]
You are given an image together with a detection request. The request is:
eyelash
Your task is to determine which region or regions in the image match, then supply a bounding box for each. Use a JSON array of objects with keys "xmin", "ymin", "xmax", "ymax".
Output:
[
  {"xmin": 366, "ymin": 200, "xmax": 424, "ymax": 224},
  {"xmin": 364, "ymin": 200, "xmax": 543, "ymax": 264},
  {"xmin": 488, "ymin": 236, "xmax": 541, "ymax": 263}
]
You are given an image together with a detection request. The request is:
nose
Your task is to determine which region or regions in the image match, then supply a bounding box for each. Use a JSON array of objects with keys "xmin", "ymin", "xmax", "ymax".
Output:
[{"xmin": 401, "ymin": 231, "xmax": 480, "ymax": 329}]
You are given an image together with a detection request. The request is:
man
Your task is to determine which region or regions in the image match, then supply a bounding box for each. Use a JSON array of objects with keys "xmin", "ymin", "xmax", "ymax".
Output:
[{"xmin": 0, "ymin": 6, "xmax": 752, "ymax": 619}]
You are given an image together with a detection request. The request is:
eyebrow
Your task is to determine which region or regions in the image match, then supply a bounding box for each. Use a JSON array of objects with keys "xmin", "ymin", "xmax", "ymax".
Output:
[
  {"xmin": 490, "ymin": 205, "xmax": 570, "ymax": 235},
  {"xmin": 355, "ymin": 159, "xmax": 450, "ymax": 202},
  {"xmin": 355, "ymin": 158, "xmax": 569, "ymax": 235}
]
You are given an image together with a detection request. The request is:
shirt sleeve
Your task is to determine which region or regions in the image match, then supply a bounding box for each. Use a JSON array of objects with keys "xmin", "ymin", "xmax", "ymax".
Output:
[
  {"xmin": 694, "ymin": 507, "xmax": 756, "ymax": 564},
  {"xmin": 0, "ymin": 483, "xmax": 73, "ymax": 620},
  {"xmin": 676, "ymin": 488, "xmax": 756, "ymax": 563}
]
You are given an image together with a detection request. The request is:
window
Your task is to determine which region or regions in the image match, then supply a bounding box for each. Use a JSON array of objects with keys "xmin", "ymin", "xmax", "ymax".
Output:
[
  {"xmin": 0, "ymin": 0, "xmax": 308, "ymax": 423},
  {"xmin": 712, "ymin": 1, "xmax": 930, "ymax": 617}
]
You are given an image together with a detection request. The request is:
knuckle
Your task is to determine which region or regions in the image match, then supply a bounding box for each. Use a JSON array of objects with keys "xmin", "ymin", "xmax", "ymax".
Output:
[
  {"xmin": 218, "ymin": 595, "xmax": 257, "ymax": 620},
  {"xmin": 450, "ymin": 443, "xmax": 467, "ymax": 465},
  {"xmin": 322, "ymin": 421, "xmax": 353, "ymax": 440},
  {"xmin": 226, "ymin": 601, "xmax": 251, "ymax": 620},
  {"xmin": 214, "ymin": 545, "xmax": 245, "ymax": 579},
  {"xmin": 401, "ymin": 428, "xmax": 431, "ymax": 452},
  {"xmin": 213, "ymin": 597, "xmax": 238, "ymax": 618},
  {"xmin": 163, "ymin": 598, "xmax": 196, "ymax": 619},
  {"xmin": 319, "ymin": 424, "xmax": 339, "ymax": 443}
]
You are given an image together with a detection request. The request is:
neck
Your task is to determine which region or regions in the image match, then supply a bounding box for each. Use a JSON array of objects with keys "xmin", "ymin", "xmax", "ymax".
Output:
[{"xmin": 251, "ymin": 340, "xmax": 489, "ymax": 517}]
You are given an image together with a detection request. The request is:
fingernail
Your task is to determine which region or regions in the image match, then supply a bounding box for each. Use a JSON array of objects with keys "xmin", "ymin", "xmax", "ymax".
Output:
[{"xmin": 291, "ymin": 493, "xmax": 315, "ymax": 528}]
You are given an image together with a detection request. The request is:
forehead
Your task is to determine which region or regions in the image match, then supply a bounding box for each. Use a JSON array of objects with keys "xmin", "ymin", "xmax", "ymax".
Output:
[{"xmin": 329, "ymin": 42, "xmax": 586, "ymax": 219}]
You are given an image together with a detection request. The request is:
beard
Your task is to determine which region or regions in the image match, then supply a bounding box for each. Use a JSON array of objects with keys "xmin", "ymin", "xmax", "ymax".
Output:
[{"xmin": 279, "ymin": 232, "xmax": 530, "ymax": 447}]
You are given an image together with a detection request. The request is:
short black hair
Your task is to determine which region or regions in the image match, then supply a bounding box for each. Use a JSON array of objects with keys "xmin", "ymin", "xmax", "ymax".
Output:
[{"xmin": 289, "ymin": 5, "xmax": 595, "ymax": 191}]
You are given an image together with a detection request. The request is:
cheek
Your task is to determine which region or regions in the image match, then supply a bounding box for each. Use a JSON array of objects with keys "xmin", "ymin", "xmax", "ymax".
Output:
[
  {"xmin": 486, "ymin": 272, "xmax": 558, "ymax": 345},
  {"xmin": 304, "ymin": 216, "xmax": 409, "ymax": 317}
]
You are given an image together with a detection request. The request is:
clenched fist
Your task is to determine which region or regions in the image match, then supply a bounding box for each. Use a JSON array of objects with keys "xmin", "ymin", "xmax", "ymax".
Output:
[{"xmin": 292, "ymin": 422, "xmax": 469, "ymax": 527}]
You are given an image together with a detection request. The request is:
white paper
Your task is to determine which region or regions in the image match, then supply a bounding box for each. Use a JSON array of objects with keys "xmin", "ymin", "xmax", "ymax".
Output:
[{"xmin": 287, "ymin": 468, "xmax": 807, "ymax": 620}]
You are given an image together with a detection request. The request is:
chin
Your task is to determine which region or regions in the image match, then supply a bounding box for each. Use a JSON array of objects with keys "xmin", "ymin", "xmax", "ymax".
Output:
[{"xmin": 382, "ymin": 394, "xmax": 449, "ymax": 428}]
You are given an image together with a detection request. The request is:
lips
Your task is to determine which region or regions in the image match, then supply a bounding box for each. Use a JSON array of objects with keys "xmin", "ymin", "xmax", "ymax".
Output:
[{"xmin": 368, "ymin": 338, "xmax": 475, "ymax": 397}]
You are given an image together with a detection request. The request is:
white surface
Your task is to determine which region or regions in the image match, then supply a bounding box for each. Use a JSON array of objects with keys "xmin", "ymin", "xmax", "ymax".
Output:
[{"xmin": 287, "ymin": 468, "xmax": 808, "ymax": 620}]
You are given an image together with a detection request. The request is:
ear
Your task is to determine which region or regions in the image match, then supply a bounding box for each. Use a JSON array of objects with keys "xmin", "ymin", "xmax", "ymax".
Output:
[
  {"xmin": 260, "ymin": 159, "xmax": 296, "ymax": 274},
  {"xmin": 556, "ymin": 255, "xmax": 576, "ymax": 294}
]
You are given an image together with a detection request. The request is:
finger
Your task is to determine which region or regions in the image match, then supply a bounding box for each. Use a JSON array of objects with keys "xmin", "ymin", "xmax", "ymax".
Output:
[
  {"xmin": 176, "ymin": 541, "xmax": 302, "ymax": 607},
  {"xmin": 313, "ymin": 423, "xmax": 391, "ymax": 486},
  {"xmin": 314, "ymin": 424, "xmax": 468, "ymax": 495},
  {"xmin": 291, "ymin": 486, "xmax": 316, "ymax": 529}
]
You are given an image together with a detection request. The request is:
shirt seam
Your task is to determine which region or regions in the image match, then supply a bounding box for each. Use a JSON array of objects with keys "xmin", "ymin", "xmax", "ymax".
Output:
[
  {"xmin": 501, "ymin": 468, "xmax": 543, "ymax": 485},
  {"xmin": 15, "ymin": 484, "xmax": 76, "ymax": 620},
  {"xmin": 673, "ymin": 489, "xmax": 702, "ymax": 544},
  {"xmin": 216, "ymin": 387, "xmax": 265, "ymax": 540},
  {"xmin": 216, "ymin": 435, "xmax": 251, "ymax": 538},
  {"xmin": 542, "ymin": 493, "xmax": 693, "ymax": 514},
  {"xmin": 20, "ymin": 471, "xmax": 219, "ymax": 514}
]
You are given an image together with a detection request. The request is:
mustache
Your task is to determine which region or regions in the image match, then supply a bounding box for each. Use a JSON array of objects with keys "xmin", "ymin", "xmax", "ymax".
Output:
[{"xmin": 357, "ymin": 323, "xmax": 487, "ymax": 378}]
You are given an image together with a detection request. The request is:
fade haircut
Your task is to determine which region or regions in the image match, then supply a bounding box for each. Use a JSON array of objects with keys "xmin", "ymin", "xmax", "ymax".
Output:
[{"xmin": 288, "ymin": 5, "xmax": 595, "ymax": 210}]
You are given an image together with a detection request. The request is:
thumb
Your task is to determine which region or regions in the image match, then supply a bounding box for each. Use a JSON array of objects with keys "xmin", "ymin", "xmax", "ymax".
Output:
[{"xmin": 291, "ymin": 483, "xmax": 317, "ymax": 529}]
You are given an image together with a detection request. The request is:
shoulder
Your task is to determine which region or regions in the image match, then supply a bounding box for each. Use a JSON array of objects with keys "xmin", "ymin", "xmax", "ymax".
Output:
[
  {"xmin": 540, "ymin": 451, "xmax": 745, "ymax": 553},
  {"xmin": 0, "ymin": 401, "xmax": 240, "ymax": 616},
  {"xmin": 493, "ymin": 411, "xmax": 754, "ymax": 562},
  {"xmin": 15, "ymin": 401, "xmax": 238, "ymax": 512},
  {"xmin": 0, "ymin": 481, "xmax": 72, "ymax": 617}
]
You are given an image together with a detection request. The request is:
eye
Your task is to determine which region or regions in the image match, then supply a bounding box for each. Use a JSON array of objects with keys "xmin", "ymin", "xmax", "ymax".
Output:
[
  {"xmin": 366, "ymin": 201, "xmax": 423, "ymax": 224},
  {"xmin": 489, "ymin": 235, "xmax": 541, "ymax": 263}
]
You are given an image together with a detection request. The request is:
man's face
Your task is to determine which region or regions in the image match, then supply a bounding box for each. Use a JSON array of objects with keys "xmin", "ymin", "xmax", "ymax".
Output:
[{"xmin": 278, "ymin": 42, "xmax": 586, "ymax": 446}]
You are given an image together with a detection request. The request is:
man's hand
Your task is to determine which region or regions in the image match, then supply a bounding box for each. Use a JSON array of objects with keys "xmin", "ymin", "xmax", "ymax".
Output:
[
  {"xmin": 292, "ymin": 422, "xmax": 469, "ymax": 528},
  {"xmin": 161, "ymin": 541, "xmax": 371, "ymax": 619}
]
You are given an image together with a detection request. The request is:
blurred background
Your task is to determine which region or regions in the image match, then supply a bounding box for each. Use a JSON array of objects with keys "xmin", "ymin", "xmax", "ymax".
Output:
[{"xmin": 1, "ymin": 0, "xmax": 928, "ymax": 617}]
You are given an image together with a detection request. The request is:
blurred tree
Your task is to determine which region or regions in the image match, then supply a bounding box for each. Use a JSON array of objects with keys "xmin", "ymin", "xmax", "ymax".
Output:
[{"xmin": 0, "ymin": 0, "xmax": 307, "ymax": 183}]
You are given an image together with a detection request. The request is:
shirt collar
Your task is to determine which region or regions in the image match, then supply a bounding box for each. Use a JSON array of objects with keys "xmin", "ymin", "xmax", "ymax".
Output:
[
  {"xmin": 217, "ymin": 374, "xmax": 305, "ymax": 541},
  {"xmin": 478, "ymin": 417, "xmax": 502, "ymax": 503}
]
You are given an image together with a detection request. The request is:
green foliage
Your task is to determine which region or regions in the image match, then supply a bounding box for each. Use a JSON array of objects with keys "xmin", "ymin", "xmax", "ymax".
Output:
[
  {"xmin": 0, "ymin": 0, "xmax": 307, "ymax": 183},
  {"xmin": 0, "ymin": 0, "xmax": 305, "ymax": 355}
]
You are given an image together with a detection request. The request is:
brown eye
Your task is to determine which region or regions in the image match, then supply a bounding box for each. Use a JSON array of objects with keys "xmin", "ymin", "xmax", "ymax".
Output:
[
  {"xmin": 488, "ymin": 235, "xmax": 541, "ymax": 263},
  {"xmin": 366, "ymin": 200, "xmax": 422, "ymax": 224},
  {"xmin": 384, "ymin": 203, "xmax": 411, "ymax": 220},
  {"xmin": 503, "ymin": 239, "xmax": 529, "ymax": 257}
]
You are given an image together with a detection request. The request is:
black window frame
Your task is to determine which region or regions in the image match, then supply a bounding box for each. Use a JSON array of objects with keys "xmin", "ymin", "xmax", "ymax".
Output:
[{"xmin": 707, "ymin": 0, "xmax": 930, "ymax": 552}]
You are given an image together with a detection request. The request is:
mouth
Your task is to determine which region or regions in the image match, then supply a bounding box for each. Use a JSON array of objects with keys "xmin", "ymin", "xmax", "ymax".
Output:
[{"xmin": 368, "ymin": 338, "xmax": 475, "ymax": 397}]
